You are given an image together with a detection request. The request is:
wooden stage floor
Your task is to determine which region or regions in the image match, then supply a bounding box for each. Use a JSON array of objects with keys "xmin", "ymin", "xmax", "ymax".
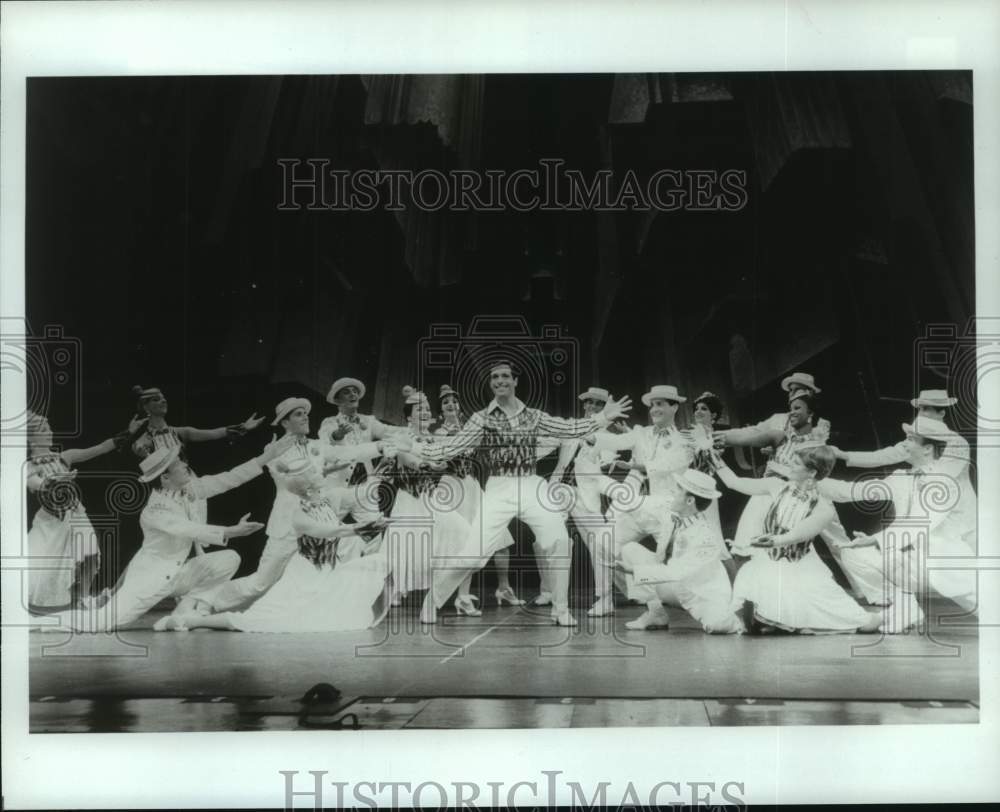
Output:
[{"xmin": 28, "ymin": 597, "xmax": 979, "ymax": 731}]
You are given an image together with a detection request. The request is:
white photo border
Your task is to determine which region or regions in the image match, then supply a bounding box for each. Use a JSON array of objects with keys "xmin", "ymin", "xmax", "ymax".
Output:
[{"xmin": 2, "ymin": 0, "xmax": 999, "ymax": 808}]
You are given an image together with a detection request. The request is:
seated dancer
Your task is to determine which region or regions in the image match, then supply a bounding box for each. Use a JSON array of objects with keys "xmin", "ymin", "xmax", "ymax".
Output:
[
  {"xmin": 615, "ymin": 469, "xmax": 740, "ymax": 633},
  {"xmin": 208, "ymin": 397, "xmax": 394, "ymax": 613},
  {"xmin": 582, "ymin": 384, "xmax": 701, "ymax": 602},
  {"xmin": 159, "ymin": 458, "xmax": 392, "ymax": 633},
  {"xmin": 546, "ymin": 386, "xmax": 626, "ymax": 617},
  {"xmin": 318, "ymin": 376, "xmax": 397, "ymax": 523},
  {"xmin": 49, "ymin": 434, "xmax": 295, "ymax": 632},
  {"xmin": 411, "ymin": 362, "xmax": 631, "ymax": 626},
  {"xmin": 819, "ymin": 417, "xmax": 977, "ymax": 627},
  {"xmin": 25, "ymin": 411, "xmax": 145, "ymax": 608},
  {"xmin": 129, "ymin": 384, "xmax": 265, "ymax": 460},
  {"xmin": 713, "ymin": 445, "xmax": 884, "ymax": 635},
  {"xmin": 433, "ymin": 384, "xmax": 523, "ymax": 612}
]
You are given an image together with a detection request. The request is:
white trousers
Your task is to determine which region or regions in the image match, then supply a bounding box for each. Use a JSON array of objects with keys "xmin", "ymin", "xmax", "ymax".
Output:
[
  {"xmin": 621, "ymin": 543, "xmax": 740, "ymax": 633},
  {"xmin": 428, "ymin": 475, "xmax": 571, "ymax": 613},
  {"xmin": 209, "ymin": 534, "xmax": 298, "ymax": 611}
]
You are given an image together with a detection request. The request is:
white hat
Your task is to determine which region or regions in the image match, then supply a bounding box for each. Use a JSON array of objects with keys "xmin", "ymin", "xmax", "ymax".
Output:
[
  {"xmin": 910, "ymin": 389, "xmax": 957, "ymax": 409},
  {"xmin": 780, "ymin": 372, "xmax": 821, "ymax": 395},
  {"xmin": 271, "ymin": 397, "xmax": 312, "ymax": 426},
  {"xmin": 138, "ymin": 445, "xmax": 181, "ymax": 483},
  {"xmin": 641, "ymin": 384, "xmax": 686, "ymax": 406},
  {"xmin": 673, "ymin": 469, "xmax": 722, "ymax": 500},
  {"xmin": 578, "ymin": 386, "xmax": 610, "ymax": 403},
  {"xmin": 326, "ymin": 377, "xmax": 366, "ymax": 404},
  {"xmin": 402, "ymin": 385, "xmax": 429, "ymax": 407},
  {"xmin": 439, "ymin": 384, "xmax": 460, "ymax": 400},
  {"xmin": 902, "ymin": 416, "xmax": 951, "ymax": 441}
]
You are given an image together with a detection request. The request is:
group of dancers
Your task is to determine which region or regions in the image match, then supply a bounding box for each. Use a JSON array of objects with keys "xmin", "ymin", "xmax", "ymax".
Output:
[{"xmin": 25, "ymin": 363, "xmax": 978, "ymax": 637}]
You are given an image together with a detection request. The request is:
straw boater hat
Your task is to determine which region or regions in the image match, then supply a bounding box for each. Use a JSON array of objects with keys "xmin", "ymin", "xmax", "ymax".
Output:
[
  {"xmin": 641, "ymin": 384, "xmax": 686, "ymax": 407},
  {"xmin": 138, "ymin": 445, "xmax": 181, "ymax": 483},
  {"xmin": 673, "ymin": 469, "xmax": 722, "ymax": 500},
  {"xmin": 780, "ymin": 372, "xmax": 821, "ymax": 395},
  {"xmin": 326, "ymin": 377, "xmax": 366, "ymax": 404},
  {"xmin": 578, "ymin": 386, "xmax": 610, "ymax": 403},
  {"xmin": 902, "ymin": 416, "xmax": 951, "ymax": 440},
  {"xmin": 271, "ymin": 396, "xmax": 312, "ymax": 426},
  {"xmin": 910, "ymin": 389, "xmax": 957, "ymax": 409}
]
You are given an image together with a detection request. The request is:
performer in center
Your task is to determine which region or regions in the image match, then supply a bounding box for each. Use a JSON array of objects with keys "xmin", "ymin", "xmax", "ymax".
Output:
[{"xmin": 410, "ymin": 361, "xmax": 632, "ymax": 627}]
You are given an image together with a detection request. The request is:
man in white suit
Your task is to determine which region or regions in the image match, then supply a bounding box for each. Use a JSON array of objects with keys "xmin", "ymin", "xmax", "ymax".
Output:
[
  {"xmin": 615, "ymin": 469, "xmax": 741, "ymax": 634},
  {"xmin": 208, "ymin": 396, "xmax": 397, "ymax": 613},
  {"xmin": 819, "ymin": 416, "xmax": 977, "ymax": 631},
  {"xmin": 548, "ymin": 386, "xmax": 626, "ymax": 617},
  {"xmin": 55, "ymin": 434, "xmax": 296, "ymax": 632}
]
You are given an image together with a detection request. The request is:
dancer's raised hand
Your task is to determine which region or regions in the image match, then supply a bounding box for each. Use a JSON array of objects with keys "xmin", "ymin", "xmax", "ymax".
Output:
[{"xmin": 602, "ymin": 394, "xmax": 632, "ymax": 423}]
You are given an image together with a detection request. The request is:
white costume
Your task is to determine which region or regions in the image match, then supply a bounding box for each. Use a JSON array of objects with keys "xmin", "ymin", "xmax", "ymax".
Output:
[
  {"xmin": 62, "ymin": 459, "xmax": 264, "ymax": 631},
  {"xmin": 820, "ymin": 426, "xmax": 976, "ymax": 623},
  {"xmin": 318, "ymin": 412, "xmax": 393, "ymax": 522},
  {"xmin": 417, "ymin": 397, "xmax": 611, "ymax": 619},
  {"xmin": 209, "ymin": 436, "xmax": 380, "ymax": 612},
  {"xmin": 722, "ymin": 472, "xmax": 872, "ymax": 633},
  {"xmin": 25, "ymin": 454, "xmax": 101, "ymax": 607},
  {"xmin": 621, "ymin": 511, "xmax": 740, "ymax": 633},
  {"xmin": 217, "ymin": 495, "xmax": 390, "ymax": 633}
]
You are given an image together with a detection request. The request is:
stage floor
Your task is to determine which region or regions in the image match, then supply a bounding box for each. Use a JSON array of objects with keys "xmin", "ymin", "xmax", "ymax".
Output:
[{"xmin": 28, "ymin": 597, "xmax": 979, "ymax": 731}]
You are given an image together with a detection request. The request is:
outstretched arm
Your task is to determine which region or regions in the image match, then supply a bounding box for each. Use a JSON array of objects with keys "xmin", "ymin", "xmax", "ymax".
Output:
[
  {"xmin": 717, "ymin": 426, "xmax": 784, "ymax": 449},
  {"xmin": 715, "ymin": 461, "xmax": 775, "ymax": 497},
  {"xmin": 62, "ymin": 438, "xmax": 116, "ymax": 466},
  {"xmin": 842, "ymin": 441, "xmax": 908, "ymax": 469},
  {"xmin": 765, "ymin": 501, "xmax": 836, "ymax": 547}
]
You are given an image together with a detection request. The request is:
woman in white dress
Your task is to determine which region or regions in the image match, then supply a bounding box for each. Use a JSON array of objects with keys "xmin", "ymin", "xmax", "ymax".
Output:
[
  {"xmin": 712, "ymin": 445, "xmax": 883, "ymax": 634},
  {"xmin": 433, "ymin": 384, "xmax": 524, "ymax": 615},
  {"xmin": 383, "ymin": 388, "xmax": 477, "ymax": 611},
  {"xmin": 26, "ymin": 411, "xmax": 141, "ymax": 608},
  {"xmin": 163, "ymin": 457, "xmax": 391, "ymax": 633}
]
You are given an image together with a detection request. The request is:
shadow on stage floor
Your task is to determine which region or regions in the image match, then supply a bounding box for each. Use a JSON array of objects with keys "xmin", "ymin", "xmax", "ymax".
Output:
[{"xmin": 28, "ymin": 596, "xmax": 979, "ymax": 731}]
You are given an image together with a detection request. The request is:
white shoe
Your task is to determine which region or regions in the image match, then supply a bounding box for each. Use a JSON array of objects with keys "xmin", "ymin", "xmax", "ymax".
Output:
[
  {"xmin": 534, "ymin": 592, "xmax": 553, "ymax": 606},
  {"xmin": 552, "ymin": 611, "xmax": 578, "ymax": 627},
  {"xmin": 153, "ymin": 614, "xmax": 190, "ymax": 632},
  {"xmin": 625, "ymin": 607, "xmax": 670, "ymax": 630},
  {"xmin": 587, "ymin": 596, "xmax": 614, "ymax": 617},
  {"xmin": 454, "ymin": 595, "xmax": 482, "ymax": 617}
]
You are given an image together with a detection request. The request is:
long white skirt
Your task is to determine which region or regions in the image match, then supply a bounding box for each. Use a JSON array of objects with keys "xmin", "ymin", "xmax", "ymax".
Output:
[
  {"xmin": 226, "ymin": 552, "xmax": 390, "ymax": 633},
  {"xmin": 28, "ymin": 507, "xmax": 100, "ymax": 607},
  {"xmin": 386, "ymin": 489, "xmax": 475, "ymax": 594},
  {"xmin": 732, "ymin": 547, "xmax": 871, "ymax": 633}
]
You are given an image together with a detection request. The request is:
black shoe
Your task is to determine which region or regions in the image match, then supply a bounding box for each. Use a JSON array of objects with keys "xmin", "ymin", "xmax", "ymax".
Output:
[{"xmin": 737, "ymin": 599, "xmax": 762, "ymax": 635}]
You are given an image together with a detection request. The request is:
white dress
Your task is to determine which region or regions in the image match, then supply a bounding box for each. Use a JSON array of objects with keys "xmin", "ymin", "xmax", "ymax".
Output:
[
  {"xmin": 731, "ymin": 482, "xmax": 871, "ymax": 633},
  {"xmin": 223, "ymin": 496, "xmax": 390, "ymax": 633},
  {"xmin": 26, "ymin": 454, "xmax": 100, "ymax": 607}
]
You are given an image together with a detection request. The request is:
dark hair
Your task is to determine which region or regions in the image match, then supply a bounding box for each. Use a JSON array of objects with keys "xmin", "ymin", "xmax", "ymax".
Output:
[
  {"xmin": 915, "ymin": 435, "xmax": 947, "ymax": 459},
  {"xmin": 789, "ymin": 392, "xmax": 821, "ymax": 425},
  {"xmin": 694, "ymin": 394, "xmax": 723, "ymax": 422},
  {"xmin": 403, "ymin": 401, "xmax": 418, "ymax": 419},
  {"xmin": 490, "ymin": 361, "xmax": 519, "ymax": 378},
  {"xmin": 692, "ymin": 494, "xmax": 713, "ymax": 513}
]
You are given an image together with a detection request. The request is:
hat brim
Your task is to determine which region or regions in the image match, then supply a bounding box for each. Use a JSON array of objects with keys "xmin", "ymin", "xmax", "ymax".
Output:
[
  {"xmin": 641, "ymin": 393, "xmax": 687, "ymax": 407},
  {"xmin": 578, "ymin": 392, "xmax": 609, "ymax": 403},
  {"xmin": 910, "ymin": 398, "xmax": 957, "ymax": 408},
  {"xmin": 271, "ymin": 399, "xmax": 312, "ymax": 426},
  {"xmin": 781, "ymin": 377, "xmax": 821, "ymax": 394},
  {"xmin": 326, "ymin": 378, "xmax": 366, "ymax": 404},
  {"xmin": 138, "ymin": 446, "xmax": 181, "ymax": 483},
  {"xmin": 901, "ymin": 421, "xmax": 948, "ymax": 440},
  {"xmin": 672, "ymin": 473, "xmax": 721, "ymax": 500}
]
